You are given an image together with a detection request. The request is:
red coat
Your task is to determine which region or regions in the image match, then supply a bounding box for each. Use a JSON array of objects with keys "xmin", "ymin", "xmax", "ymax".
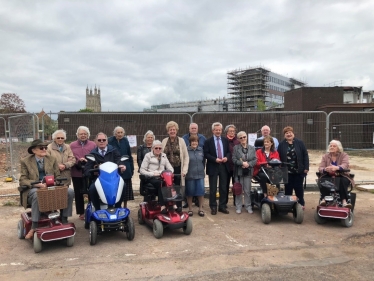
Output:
[{"xmin": 253, "ymin": 149, "xmax": 280, "ymax": 176}]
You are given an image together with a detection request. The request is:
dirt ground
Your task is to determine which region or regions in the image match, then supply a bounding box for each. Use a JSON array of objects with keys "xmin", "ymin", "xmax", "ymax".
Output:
[{"xmin": 1, "ymin": 150, "xmax": 374, "ymax": 280}]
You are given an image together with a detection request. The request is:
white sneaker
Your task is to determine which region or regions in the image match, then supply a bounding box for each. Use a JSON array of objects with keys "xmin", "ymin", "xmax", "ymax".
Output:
[
  {"xmin": 236, "ymin": 209, "xmax": 241, "ymax": 214},
  {"xmin": 247, "ymin": 208, "xmax": 253, "ymax": 214}
]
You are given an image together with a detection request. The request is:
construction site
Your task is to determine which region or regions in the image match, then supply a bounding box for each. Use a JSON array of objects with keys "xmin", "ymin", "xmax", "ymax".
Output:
[{"xmin": 227, "ymin": 66, "xmax": 306, "ymax": 111}]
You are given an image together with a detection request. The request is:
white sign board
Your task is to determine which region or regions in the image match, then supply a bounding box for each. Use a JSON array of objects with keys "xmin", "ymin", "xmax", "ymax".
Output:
[
  {"xmin": 127, "ymin": 135, "xmax": 137, "ymax": 148},
  {"xmin": 247, "ymin": 133, "xmax": 258, "ymax": 146}
]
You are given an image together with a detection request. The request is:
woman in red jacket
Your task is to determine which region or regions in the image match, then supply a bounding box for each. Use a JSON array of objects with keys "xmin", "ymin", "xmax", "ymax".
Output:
[{"xmin": 253, "ymin": 136, "xmax": 280, "ymax": 197}]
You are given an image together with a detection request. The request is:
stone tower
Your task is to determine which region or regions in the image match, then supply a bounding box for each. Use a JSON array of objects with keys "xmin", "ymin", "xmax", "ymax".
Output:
[{"xmin": 86, "ymin": 85, "xmax": 101, "ymax": 112}]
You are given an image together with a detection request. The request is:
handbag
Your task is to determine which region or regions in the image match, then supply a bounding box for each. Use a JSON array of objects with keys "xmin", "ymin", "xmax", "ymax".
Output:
[{"xmin": 232, "ymin": 182, "xmax": 243, "ymax": 195}]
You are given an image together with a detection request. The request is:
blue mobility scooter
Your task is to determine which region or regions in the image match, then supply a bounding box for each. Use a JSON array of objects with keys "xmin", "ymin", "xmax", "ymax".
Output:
[
  {"xmin": 84, "ymin": 155, "xmax": 135, "ymax": 245},
  {"xmin": 251, "ymin": 159, "xmax": 304, "ymax": 224}
]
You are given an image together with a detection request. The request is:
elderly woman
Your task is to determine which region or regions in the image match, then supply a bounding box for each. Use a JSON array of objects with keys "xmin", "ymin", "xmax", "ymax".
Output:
[
  {"xmin": 253, "ymin": 136, "xmax": 280, "ymax": 197},
  {"xmin": 278, "ymin": 126, "xmax": 309, "ymax": 209},
  {"xmin": 140, "ymin": 140, "xmax": 174, "ymax": 213},
  {"xmin": 161, "ymin": 121, "xmax": 189, "ymax": 211},
  {"xmin": 225, "ymin": 124, "xmax": 240, "ymax": 207},
  {"xmin": 20, "ymin": 140, "xmax": 74, "ymax": 239},
  {"xmin": 232, "ymin": 131, "xmax": 257, "ymax": 214},
  {"xmin": 108, "ymin": 126, "xmax": 134, "ymax": 208},
  {"xmin": 47, "ymin": 129, "xmax": 75, "ymax": 186},
  {"xmin": 185, "ymin": 135, "xmax": 206, "ymax": 217},
  {"xmin": 137, "ymin": 130, "xmax": 155, "ymax": 171},
  {"xmin": 70, "ymin": 126, "xmax": 96, "ymax": 220},
  {"xmin": 318, "ymin": 140, "xmax": 354, "ymax": 208}
]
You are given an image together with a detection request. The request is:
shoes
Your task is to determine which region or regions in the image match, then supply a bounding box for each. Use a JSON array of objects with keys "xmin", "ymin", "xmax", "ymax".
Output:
[
  {"xmin": 247, "ymin": 208, "xmax": 253, "ymax": 214},
  {"xmin": 198, "ymin": 210, "xmax": 205, "ymax": 217},
  {"xmin": 176, "ymin": 207, "xmax": 182, "ymax": 213},
  {"xmin": 320, "ymin": 199, "xmax": 326, "ymax": 206},
  {"xmin": 79, "ymin": 214, "xmax": 85, "ymax": 220},
  {"xmin": 61, "ymin": 217, "xmax": 68, "ymax": 224},
  {"xmin": 236, "ymin": 209, "xmax": 241, "ymax": 214},
  {"xmin": 188, "ymin": 210, "xmax": 193, "ymax": 216},
  {"xmin": 161, "ymin": 208, "xmax": 168, "ymax": 214},
  {"xmin": 183, "ymin": 203, "xmax": 188, "ymax": 208},
  {"xmin": 218, "ymin": 208, "xmax": 229, "ymax": 214},
  {"xmin": 25, "ymin": 229, "xmax": 35, "ymax": 240},
  {"xmin": 211, "ymin": 208, "xmax": 217, "ymax": 215},
  {"xmin": 343, "ymin": 203, "xmax": 352, "ymax": 209}
]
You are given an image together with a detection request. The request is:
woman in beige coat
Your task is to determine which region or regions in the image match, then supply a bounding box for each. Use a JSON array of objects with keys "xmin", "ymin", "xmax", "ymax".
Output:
[
  {"xmin": 161, "ymin": 121, "xmax": 189, "ymax": 211},
  {"xmin": 47, "ymin": 129, "xmax": 75, "ymax": 185}
]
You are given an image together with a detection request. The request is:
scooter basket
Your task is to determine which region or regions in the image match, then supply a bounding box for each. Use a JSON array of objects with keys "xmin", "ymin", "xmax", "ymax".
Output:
[
  {"xmin": 161, "ymin": 185, "xmax": 184, "ymax": 202},
  {"xmin": 264, "ymin": 166, "xmax": 288, "ymax": 185},
  {"xmin": 37, "ymin": 186, "xmax": 68, "ymax": 212}
]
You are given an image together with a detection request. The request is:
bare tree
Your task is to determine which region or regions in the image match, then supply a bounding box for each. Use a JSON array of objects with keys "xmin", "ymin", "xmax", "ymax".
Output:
[{"xmin": 0, "ymin": 93, "xmax": 26, "ymax": 113}]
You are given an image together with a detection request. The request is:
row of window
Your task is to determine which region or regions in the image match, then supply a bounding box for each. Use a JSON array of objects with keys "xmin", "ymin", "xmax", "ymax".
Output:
[
  {"xmin": 266, "ymin": 76, "xmax": 292, "ymax": 88},
  {"xmin": 266, "ymin": 84, "xmax": 287, "ymax": 92}
]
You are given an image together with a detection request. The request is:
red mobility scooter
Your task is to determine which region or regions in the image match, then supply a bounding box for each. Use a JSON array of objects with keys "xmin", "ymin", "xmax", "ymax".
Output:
[
  {"xmin": 17, "ymin": 176, "xmax": 76, "ymax": 253},
  {"xmin": 315, "ymin": 170, "xmax": 356, "ymax": 227},
  {"xmin": 138, "ymin": 170, "xmax": 192, "ymax": 239}
]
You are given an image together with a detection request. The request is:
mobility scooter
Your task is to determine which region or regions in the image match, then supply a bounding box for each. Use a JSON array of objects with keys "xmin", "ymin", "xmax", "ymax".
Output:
[
  {"xmin": 17, "ymin": 176, "xmax": 76, "ymax": 253},
  {"xmin": 314, "ymin": 170, "xmax": 356, "ymax": 227},
  {"xmin": 251, "ymin": 159, "xmax": 304, "ymax": 224},
  {"xmin": 84, "ymin": 155, "xmax": 135, "ymax": 245},
  {"xmin": 138, "ymin": 170, "xmax": 192, "ymax": 239}
]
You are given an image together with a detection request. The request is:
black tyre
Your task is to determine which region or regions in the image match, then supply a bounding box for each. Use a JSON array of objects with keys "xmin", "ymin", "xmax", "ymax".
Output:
[
  {"xmin": 183, "ymin": 218, "xmax": 193, "ymax": 235},
  {"xmin": 261, "ymin": 204, "xmax": 271, "ymax": 224},
  {"xmin": 126, "ymin": 217, "xmax": 135, "ymax": 241},
  {"xmin": 293, "ymin": 203, "xmax": 304, "ymax": 224},
  {"xmin": 350, "ymin": 193, "xmax": 356, "ymax": 212},
  {"xmin": 314, "ymin": 211, "xmax": 327, "ymax": 224},
  {"xmin": 17, "ymin": 220, "xmax": 25, "ymax": 239},
  {"xmin": 153, "ymin": 219, "xmax": 163, "ymax": 239},
  {"xmin": 341, "ymin": 210, "xmax": 354, "ymax": 228},
  {"xmin": 84, "ymin": 209, "xmax": 89, "ymax": 229},
  {"xmin": 33, "ymin": 232, "xmax": 42, "ymax": 253},
  {"xmin": 138, "ymin": 209, "xmax": 145, "ymax": 225},
  {"xmin": 89, "ymin": 221, "xmax": 98, "ymax": 245}
]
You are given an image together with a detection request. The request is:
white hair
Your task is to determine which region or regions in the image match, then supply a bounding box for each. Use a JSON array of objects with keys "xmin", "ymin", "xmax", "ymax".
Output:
[
  {"xmin": 113, "ymin": 126, "xmax": 125, "ymax": 135},
  {"xmin": 143, "ymin": 130, "xmax": 155, "ymax": 142},
  {"xmin": 329, "ymin": 140, "xmax": 344, "ymax": 153},
  {"xmin": 52, "ymin": 129, "xmax": 67, "ymax": 140},
  {"xmin": 211, "ymin": 122, "xmax": 223, "ymax": 130},
  {"xmin": 152, "ymin": 140, "xmax": 162, "ymax": 148},
  {"xmin": 76, "ymin": 126, "xmax": 90, "ymax": 138}
]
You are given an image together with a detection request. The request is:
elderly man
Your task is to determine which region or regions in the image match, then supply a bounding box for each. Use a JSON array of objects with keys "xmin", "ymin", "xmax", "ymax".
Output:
[
  {"xmin": 84, "ymin": 132, "xmax": 126, "ymax": 211},
  {"xmin": 182, "ymin": 123, "xmax": 206, "ymax": 148},
  {"xmin": 20, "ymin": 139, "xmax": 74, "ymax": 239},
  {"xmin": 256, "ymin": 125, "xmax": 279, "ymax": 150},
  {"xmin": 203, "ymin": 122, "xmax": 230, "ymax": 215},
  {"xmin": 70, "ymin": 126, "xmax": 96, "ymax": 220}
]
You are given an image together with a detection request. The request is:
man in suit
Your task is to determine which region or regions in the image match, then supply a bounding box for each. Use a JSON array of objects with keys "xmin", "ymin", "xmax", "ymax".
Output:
[
  {"xmin": 203, "ymin": 122, "xmax": 230, "ymax": 215},
  {"xmin": 84, "ymin": 132, "xmax": 126, "ymax": 211},
  {"xmin": 19, "ymin": 139, "xmax": 75, "ymax": 239}
]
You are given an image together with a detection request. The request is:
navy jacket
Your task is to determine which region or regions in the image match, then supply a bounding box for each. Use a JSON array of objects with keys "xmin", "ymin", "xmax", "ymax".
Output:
[
  {"xmin": 203, "ymin": 135, "xmax": 230, "ymax": 176},
  {"xmin": 182, "ymin": 133, "xmax": 207, "ymax": 148},
  {"xmin": 108, "ymin": 136, "xmax": 134, "ymax": 179},
  {"xmin": 84, "ymin": 145, "xmax": 122, "ymax": 178},
  {"xmin": 278, "ymin": 138, "xmax": 309, "ymax": 174}
]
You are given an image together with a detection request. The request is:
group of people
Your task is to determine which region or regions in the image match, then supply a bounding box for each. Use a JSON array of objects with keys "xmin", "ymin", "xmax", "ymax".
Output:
[{"xmin": 19, "ymin": 120, "xmax": 354, "ymax": 239}]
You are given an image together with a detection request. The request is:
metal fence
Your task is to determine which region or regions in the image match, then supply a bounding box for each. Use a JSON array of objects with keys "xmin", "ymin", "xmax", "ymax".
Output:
[{"xmin": 1, "ymin": 111, "xmax": 374, "ymax": 181}]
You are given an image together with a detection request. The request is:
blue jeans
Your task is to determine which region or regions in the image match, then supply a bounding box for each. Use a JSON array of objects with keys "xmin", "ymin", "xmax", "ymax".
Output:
[{"xmin": 185, "ymin": 178, "xmax": 205, "ymax": 197}]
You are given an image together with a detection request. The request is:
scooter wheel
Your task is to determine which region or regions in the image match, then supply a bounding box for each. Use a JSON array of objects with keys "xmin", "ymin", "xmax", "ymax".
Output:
[
  {"xmin": 183, "ymin": 218, "xmax": 193, "ymax": 235},
  {"xmin": 89, "ymin": 221, "xmax": 98, "ymax": 245},
  {"xmin": 153, "ymin": 219, "xmax": 163, "ymax": 239},
  {"xmin": 66, "ymin": 236, "xmax": 74, "ymax": 247},
  {"xmin": 126, "ymin": 217, "xmax": 135, "ymax": 241},
  {"xmin": 138, "ymin": 208, "xmax": 145, "ymax": 225},
  {"xmin": 261, "ymin": 204, "xmax": 271, "ymax": 224},
  {"xmin": 17, "ymin": 220, "xmax": 25, "ymax": 239},
  {"xmin": 84, "ymin": 209, "xmax": 89, "ymax": 229},
  {"xmin": 341, "ymin": 210, "xmax": 354, "ymax": 228},
  {"xmin": 314, "ymin": 211, "xmax": 326, "ymax": 224},
  {"xmin": 33, "ymin": 232, "xmax": 42, "ymax": 253},
  {"xmin": 294, "ymin": 203, "xmax": 304, "ymax": 224}
]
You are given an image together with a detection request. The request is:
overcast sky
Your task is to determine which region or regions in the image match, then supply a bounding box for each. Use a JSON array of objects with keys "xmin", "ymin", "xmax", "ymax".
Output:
[{"xmin": 1, "ymin": 0, "xmax": 373, "ymax": 113}]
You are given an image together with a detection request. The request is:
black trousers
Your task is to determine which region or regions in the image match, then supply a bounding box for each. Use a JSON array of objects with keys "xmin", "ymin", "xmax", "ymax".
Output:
[
  {"xmin": 285, "ymin": 173, "xmax": 305, "ymax": 206},
  {"xmin": 173, "ymin": 166, "xmax": 182, "ymax": 208},
  {"xmin": 72, "ymin": 177, "xmax": 85, "ymax": 215},
  {"xmin": 209, "ymin": 164, "xmax": 228, "ymax": 210},
  {"xmin": 225, "ymin": 170, "xmax": 235, "ymax": 206},
  {"xmin": 257, "ymin": 171, "xmax": 270, "ymax": 194},
  {"xmin": 144, "ymin": 177, "xmax": 164, "ymax": 205}
]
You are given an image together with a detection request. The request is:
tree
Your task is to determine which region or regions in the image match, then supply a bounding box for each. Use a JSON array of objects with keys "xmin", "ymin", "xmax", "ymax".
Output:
[
  {"xmin": 257, "ymin": 99, "xmax": 266, "ymax": 111},
  {"xmin": 0, "ymin": 93, "xmax": 26, "ymax": 113},
  {"xmin": 78, "ymin": 108, "xmax": 94, "ymax": 112}
]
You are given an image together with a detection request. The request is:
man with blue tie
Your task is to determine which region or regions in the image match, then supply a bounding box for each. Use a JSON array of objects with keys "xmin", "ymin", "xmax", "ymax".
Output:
[{"xmin": 203, "ymin": 122, "xmax": 230, "ymax": 215}]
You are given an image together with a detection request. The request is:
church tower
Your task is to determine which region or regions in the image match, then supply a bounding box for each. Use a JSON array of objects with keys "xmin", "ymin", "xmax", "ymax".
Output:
[{"xmin": 85, "ymin": 85, "xmax": 101, "ymax": 112}]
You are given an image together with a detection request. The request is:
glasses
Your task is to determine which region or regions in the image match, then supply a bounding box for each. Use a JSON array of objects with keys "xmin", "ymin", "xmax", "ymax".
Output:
[
  {"xmin": 38, "ymin": 146, "xmax": 48, "ymax": 150},
  {"xmin": 97, "ymin": 139, "xmax": 107, "ymax": 142},
  {"xmin": 56, "ymin": 137, "xmax": 65, "ymax": 140},
  {"xmin": 239, "ymin": 136, "xmax": 247, "ymax": 139},
  {"xmin": 154, "ymin": 147, "xmax": 162, "ymax": 150}
]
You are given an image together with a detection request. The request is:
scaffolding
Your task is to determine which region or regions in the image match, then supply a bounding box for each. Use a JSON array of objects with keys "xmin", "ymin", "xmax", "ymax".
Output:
[{"xmin": 227, "ymin": 66, "xmax": 271, "ymax": 111}]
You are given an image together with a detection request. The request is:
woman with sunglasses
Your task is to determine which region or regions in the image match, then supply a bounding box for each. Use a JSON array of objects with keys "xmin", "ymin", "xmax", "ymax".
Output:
[
  {"xmin": 253, "ymin": 136, "xmax": 280, "ymax": 198},
  {"xmin": 20, "ymin": 139, "xmax": 74, "ymax": 239},
  {"xmin": 232, "ymin": 131, "xmax": 257, "ymax": 214},
  {"xmin": 47, "ymin": 129, "xmax": 75, "ymax": 186}
]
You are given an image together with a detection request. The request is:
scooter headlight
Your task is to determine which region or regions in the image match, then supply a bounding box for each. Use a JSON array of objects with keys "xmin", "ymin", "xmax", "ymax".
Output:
[
  {"xmin": 48, "ymin": 212, "xmax": 60, "ymax": 219},
  {"xmin": 162, "ymin": 215, "xmax": 171, "ymax": 221},
  {"xmin": 97, "ymin": 213, "xmax": 108, "ymax": 219},
  {"xmin": 118, "ymin": 210, "xmax": 126, "ymax": 217},
  {"xmin": 180, "ymin": 214, "xmax": 185, "ymax": 220}
]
